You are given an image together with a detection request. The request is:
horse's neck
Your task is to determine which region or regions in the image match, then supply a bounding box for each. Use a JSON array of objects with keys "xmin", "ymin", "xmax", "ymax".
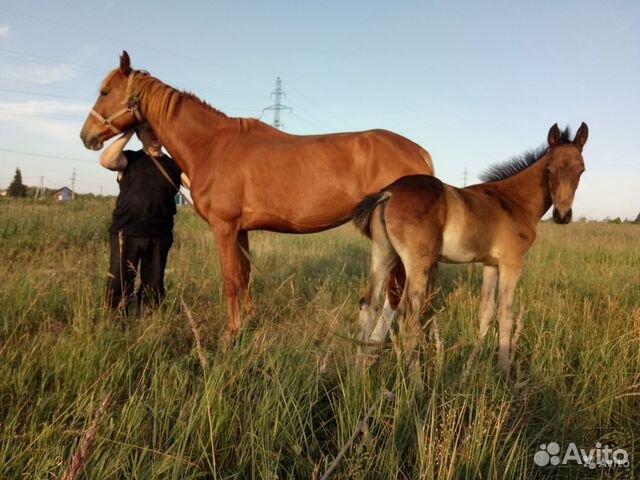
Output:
[
  {"xmin": 498, "ymin": 158, "xmax": 552, "ymax": 222},
  {"xmin": 139, "ymin": 92, "xmax": 230, "ymax": 178}
]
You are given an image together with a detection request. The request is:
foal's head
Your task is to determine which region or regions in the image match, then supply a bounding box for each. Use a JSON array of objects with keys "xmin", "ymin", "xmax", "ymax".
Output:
[
  {"xmin": 80, "ymin": 51, "xmax": 144, "ymax": 150},
  {"xmin": 545, "ymin": 123, "xmax": 588, "ymax": 224}
]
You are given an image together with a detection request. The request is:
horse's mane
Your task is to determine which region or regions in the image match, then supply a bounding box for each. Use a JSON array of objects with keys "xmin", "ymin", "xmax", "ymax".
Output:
[
  {"xmin": 130, "ymin": 71, "xmax": 231, "ymax": 123},
  {"xmin": 479, "ymin": 127, "xmax": 573, "ymax": 183}
]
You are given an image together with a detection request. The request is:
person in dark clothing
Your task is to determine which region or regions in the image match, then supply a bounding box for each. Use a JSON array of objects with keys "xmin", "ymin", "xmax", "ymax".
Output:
[{"xmin": 100, "ymin": 123, "xmax": 190, "ymax": 315}]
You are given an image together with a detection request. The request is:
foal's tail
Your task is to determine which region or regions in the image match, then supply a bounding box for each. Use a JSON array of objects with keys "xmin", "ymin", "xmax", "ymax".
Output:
[{"xmin": 352, "ymin": 191, "xmax": 391, "ymax": 238}]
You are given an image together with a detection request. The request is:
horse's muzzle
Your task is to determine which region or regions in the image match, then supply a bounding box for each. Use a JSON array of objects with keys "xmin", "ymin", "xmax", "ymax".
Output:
[
  {"xmin": 81, "ymin": 132, "xmax": 104, "ymax": 151},
  {"xmin": 553, "ymin": 207, "xmax": 572, "ymax": 224}
]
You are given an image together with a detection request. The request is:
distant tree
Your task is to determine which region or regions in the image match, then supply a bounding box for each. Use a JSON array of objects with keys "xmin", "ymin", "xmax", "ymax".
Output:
[
  {"xmin": 634, "ymin": 212, "xmax": 640, "ymax": 224},
  {"xmin": 7, "ymin": 168, "xmax": 27, "ymax": 198}
]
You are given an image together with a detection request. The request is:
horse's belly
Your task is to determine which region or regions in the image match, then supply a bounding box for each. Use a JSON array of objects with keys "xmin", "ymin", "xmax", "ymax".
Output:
[
  {"xmin": 439, "ymin": 225, "xmax": 476, "ymax": 264},
  {"xmin": 241, "ymin": 207, "xmax": 349, "ymax": 233}
]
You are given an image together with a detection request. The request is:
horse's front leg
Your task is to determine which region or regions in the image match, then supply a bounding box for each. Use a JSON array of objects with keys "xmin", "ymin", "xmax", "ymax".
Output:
[
  {"xmin": 497, "ymin": 260, "xmax": 523, "ymax": 376},
  {"xmin": 464, "ymin": 265, "xmax": 498, "ymax": 375},
  {"xmin": 212, "ymin": 222, "xmax": 244, "ymax": 347}
]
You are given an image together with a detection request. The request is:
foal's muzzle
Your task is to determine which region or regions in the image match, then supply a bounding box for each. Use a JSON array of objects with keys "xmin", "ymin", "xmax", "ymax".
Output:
[{"xmin": 553, "ymin": 207, "xmax": 572, "ymax": 224}]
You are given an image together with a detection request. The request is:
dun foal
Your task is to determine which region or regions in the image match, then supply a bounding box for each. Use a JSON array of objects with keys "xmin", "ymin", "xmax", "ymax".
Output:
[{"xmin": 353, "ymin": 123, "xmax": 588, "ymax": 376}]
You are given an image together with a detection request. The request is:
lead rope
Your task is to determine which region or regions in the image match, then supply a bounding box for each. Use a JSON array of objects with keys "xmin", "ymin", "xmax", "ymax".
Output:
[{"xmin": 148, "ymin": 153, "xmax": 194, "ymax": 208}]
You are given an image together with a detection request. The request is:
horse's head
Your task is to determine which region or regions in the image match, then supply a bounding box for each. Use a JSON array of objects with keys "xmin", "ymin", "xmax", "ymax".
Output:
[
  {"xmin": 545, "ymin": 122, "xmax": 588, "ymax": 224},
  {"xmin": 80, "ymin": 51, "xmax": 145, "ymax": 150}
]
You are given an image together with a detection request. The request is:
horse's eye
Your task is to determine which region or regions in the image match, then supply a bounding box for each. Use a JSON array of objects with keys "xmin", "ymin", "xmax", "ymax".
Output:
[{"xmin": 100, "ymin": 90, "xmax": 109, "ymax": 96}]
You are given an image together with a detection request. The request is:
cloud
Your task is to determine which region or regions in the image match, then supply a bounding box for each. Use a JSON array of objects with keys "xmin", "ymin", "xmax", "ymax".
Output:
[
  {"xmin": 0, "ymin": 63, "xmax": 76, "ymax": 85},
  {"xmin": 0, "ymin": 25, "xmax": 9, "ymax": 39},
  {"xmin": 0, "ymin": 99, "xmax": 91, "ymax": 140}
]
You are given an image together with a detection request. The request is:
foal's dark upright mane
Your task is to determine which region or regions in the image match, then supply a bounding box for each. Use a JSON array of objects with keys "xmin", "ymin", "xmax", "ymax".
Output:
[{"xmin": 479, "ymin": 127, "xmax": 572, "ymax": 182}]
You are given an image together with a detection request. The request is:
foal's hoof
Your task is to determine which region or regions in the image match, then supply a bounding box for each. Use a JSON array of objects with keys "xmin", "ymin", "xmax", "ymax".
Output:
[{"xmin": 497, "ymin": 360, "xmax": 512, "ymax": 381}]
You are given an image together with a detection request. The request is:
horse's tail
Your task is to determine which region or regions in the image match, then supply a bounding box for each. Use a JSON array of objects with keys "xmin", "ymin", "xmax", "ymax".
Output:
[{"xmin": 352, "ymin": 191, "xmax": 391, "ymax": 238}]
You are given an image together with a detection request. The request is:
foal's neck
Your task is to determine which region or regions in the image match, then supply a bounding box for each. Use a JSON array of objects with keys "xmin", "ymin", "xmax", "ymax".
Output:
[{"xmin": 497, "ymin": 156, "xmax": 552, "ymax": 223}]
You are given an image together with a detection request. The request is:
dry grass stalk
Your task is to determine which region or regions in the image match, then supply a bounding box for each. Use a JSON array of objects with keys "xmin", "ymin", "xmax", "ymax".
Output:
[
  {"xmin": 463, "ymin": 332, "xmax": 488, "ymax": 381},
  {"xmin": 429, "ymin": 316, "xmax": 444, "ymax": 369},
  {"xmin": 509, "ymin": 310, "xmax": 526, "ymax": 380},
  {"xmin": 509, "ymin": 310, "xmax": 525, "ymax": 366},
  {"xmin": 319, "ymin": 390, "xmax": 394, "ymax": 480},
  {"xmin": 60, "ymin": 393, "xmax": 111, "ymax": 480},
  {"xmin": 182, "ymin": 297, "xmax": 208, "ymax": 369}
]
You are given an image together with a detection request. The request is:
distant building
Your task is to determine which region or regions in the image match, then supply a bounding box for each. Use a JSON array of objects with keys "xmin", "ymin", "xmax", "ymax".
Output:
[
  {"xmin": 52, "ymin": 186, "xmax": 76, "ymax": 201},
  {"xmin": 175, "ymin": 191, "xmax": 189, "ymax": 206}
]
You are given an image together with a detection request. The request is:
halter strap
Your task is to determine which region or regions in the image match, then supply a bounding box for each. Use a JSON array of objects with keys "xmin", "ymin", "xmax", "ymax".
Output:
[{"xmin": 90, "ymin": 72, "xmax": 144, "ymax": 134}]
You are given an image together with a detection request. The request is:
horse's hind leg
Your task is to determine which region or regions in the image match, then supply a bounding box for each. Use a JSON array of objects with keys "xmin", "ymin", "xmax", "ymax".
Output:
[
  {"xmin": 385, "ymin": 204, "xmax": 443, "ymax": 384},
  {"xmin": 386, "ymin": 262, "xmax": 405, "ymax": 309},
  {"xmin": 364, "ymin": 262, "xmax": 404, "ymax": 350},
  {"xmin": 372, "ymin": 262, "xmax": 438, "ymax": 346},
  {"xmin": 369, "ymin": 296, "xmax": 395, "ymax": 345},
  {"xmin": 397, "ymin": 254, "xmax": 438, "ymax": 383},
  {"xmin": 237, "ymin": 231, "xmax": 253, "ymax": 316},
  {"xmin": 357, "ymin": 207, "xmax": 397, "ymax": 370}
]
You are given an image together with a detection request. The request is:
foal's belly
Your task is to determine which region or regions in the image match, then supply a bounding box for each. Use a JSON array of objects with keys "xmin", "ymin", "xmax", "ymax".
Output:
[{"xmin": 439, "ymin": 223, "xmax": 481, "ymax": 264}]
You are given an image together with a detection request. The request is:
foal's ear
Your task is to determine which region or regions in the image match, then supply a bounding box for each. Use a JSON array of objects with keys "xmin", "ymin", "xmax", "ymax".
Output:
[
  {"xmin": 120, "ymin": 50, "xmax": 132, "ymax": 76},
  {"xmin": 547, "ymin": 123, "xmax": 561, "ymax": 147},
  {"xmin": 574, "ymin": 122, "xmax": 589, "ymax": 150}
]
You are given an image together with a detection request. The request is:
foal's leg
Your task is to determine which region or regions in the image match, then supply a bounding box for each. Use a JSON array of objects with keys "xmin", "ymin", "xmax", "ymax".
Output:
[
  {"xmin": 496, "ymin": 260, "xmax": 523, "ymax": 376},
  {"xmin": 398, "ymin": 256, "xmax": 437, "ymax": 379},
  {"xmin": 237, "ymin": 231, "xmax": 254, "ymax": 316},
  {"xmin": 369, "ymin": 243, "xmax": 442, "ymax": 347},
  {"xmin": 464, "ymin": 265, "xmax": 498, "ymax": 375},
  {"xmin": 385, "ymin": 263, "xmax": 405, "ymax": 309},
  {"xmin": 212, "ymin": 222, "xmax": 244, "ymax": 346},
  {"xmin": 357, "ymin": 209, "xmax": 397, "ymax": 370},
  {"xmin": 367, "ymin": 263, "xmax": 405, "ymax": 346},
  {"xmin": 369, "ymin": 296, "xmax": 395, "ymax": 345}
]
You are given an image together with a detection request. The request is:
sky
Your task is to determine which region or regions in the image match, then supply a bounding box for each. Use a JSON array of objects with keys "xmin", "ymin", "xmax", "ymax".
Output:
[{"xmin": 0, "ymin": 0, "xmax": 638, "ymax": 219}]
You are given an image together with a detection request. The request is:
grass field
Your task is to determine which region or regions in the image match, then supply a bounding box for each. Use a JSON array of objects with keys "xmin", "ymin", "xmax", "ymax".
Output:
[{"xmin": 1, "ymin": 198, "xmax": 638, "ymax": 479}]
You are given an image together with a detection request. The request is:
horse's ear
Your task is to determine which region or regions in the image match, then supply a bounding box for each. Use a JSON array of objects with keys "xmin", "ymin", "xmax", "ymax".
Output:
[
  {"xmin": 574, "ymin": 122, "xmax": 588, "ymax": 150},
  {"xmin": 547, "ymin": 123, "xmax": 561, "ymax": 147},
  {"xmin": 120, "ymin": 50, "xmax": 131, "ymax": 75}
]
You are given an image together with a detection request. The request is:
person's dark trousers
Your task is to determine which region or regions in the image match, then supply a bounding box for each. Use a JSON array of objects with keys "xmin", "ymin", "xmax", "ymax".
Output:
[{"xmin": 106, "ymin": 230, "xmax": 173, "ymax": 316}]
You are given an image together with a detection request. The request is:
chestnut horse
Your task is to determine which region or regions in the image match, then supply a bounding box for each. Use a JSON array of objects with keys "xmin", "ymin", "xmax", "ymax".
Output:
[
  {"xmin": 353, "ymin": 123, "xmax": 588, "ymax": 377},
  {"xmin": 80, "ymin": 52, "xmax": 433, "ymax": 340}
]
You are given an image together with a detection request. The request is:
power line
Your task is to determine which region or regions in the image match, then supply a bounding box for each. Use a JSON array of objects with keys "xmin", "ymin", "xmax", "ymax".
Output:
[
  {"xmin": 0, "ymin": 48, "xmax": 105, "ymax": 75},
  {"xmin": 0, "ymin": 110, "xmax": 84, "ymax": 120},
  {"xmin": 0, "ymin": 87, "xmax": 87, "ymax": 101},
  {"xmin": 0, "ymin": 7, "xmax": 252, "ymax": 77},
  {"xmin": 0, "ymin": 148, "xmax": 94, "ymax": 163},
  {"xmin": 0, "ymin": 75, "xmax": 96, "ymax": 94}
]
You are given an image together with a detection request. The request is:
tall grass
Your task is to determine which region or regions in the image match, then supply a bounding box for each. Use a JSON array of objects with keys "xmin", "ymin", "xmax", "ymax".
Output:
[{"xmin": 1, "ymin": 198, "xmax": 638, "ymax": 478}]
